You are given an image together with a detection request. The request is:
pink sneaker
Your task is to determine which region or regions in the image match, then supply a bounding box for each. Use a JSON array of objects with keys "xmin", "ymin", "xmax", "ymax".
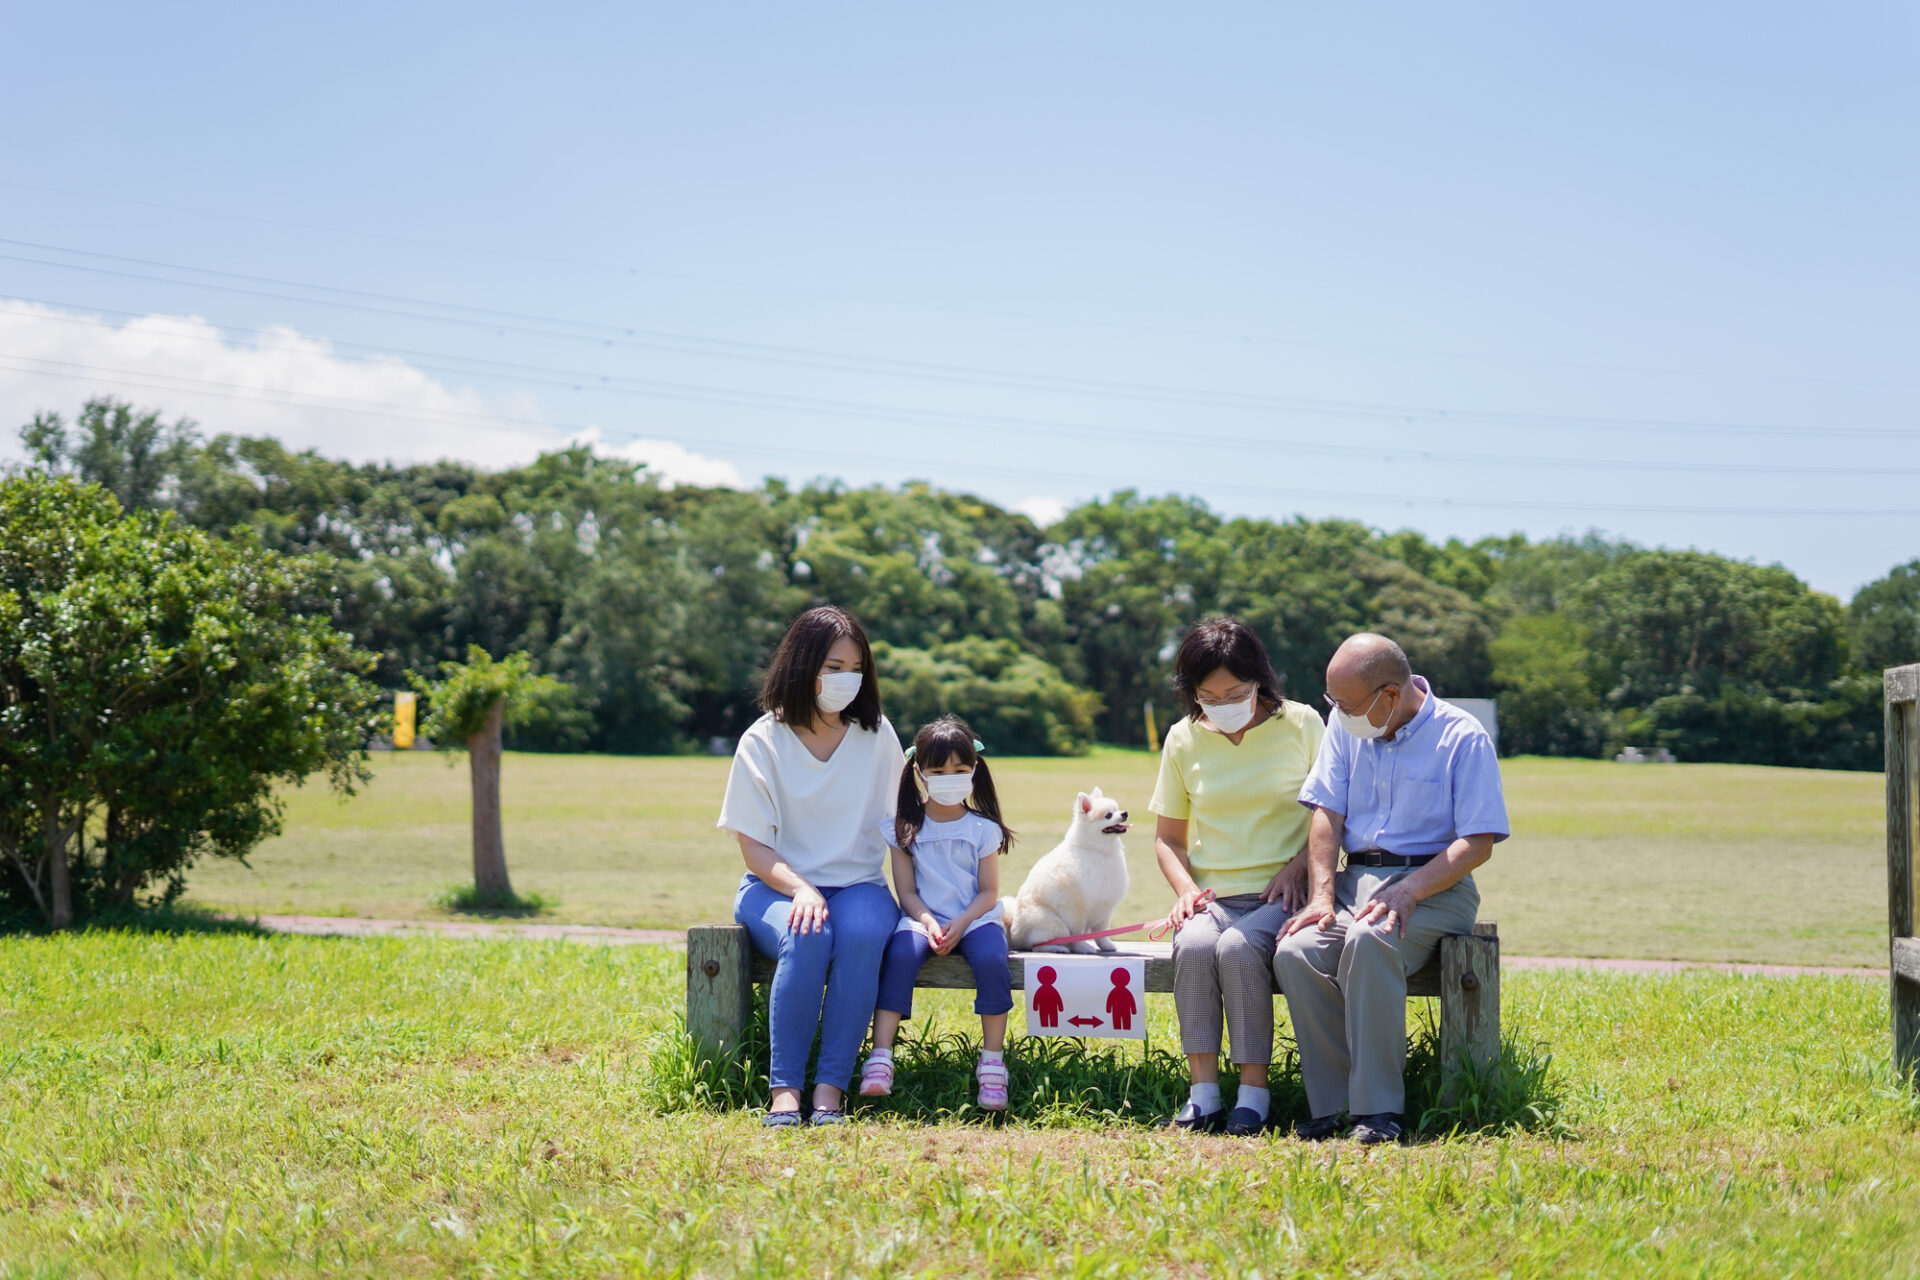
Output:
[
  {"xmin": 976, "ymin": 1057, "xmax": 1009, "ymax": 1111},
  {"xmin": 859, "ymin": 1054, "xmax": 894, "ymax": 1097}
]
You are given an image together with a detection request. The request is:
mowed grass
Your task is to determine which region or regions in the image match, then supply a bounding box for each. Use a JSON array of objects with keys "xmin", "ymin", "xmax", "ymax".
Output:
[
  {"xmin": 0, "ymin": 932, "xmax": 1916, "ymax": 1277},
  {"xmin": 186, "ymin": 748, "xmax": 1889, "ymax": 967}
]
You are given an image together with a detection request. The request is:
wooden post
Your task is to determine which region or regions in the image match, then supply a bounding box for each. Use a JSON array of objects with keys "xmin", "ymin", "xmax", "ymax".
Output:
[
  {"xmin": 1888, "ymin": 665, "xmax": 1919, "ymax": 1083},
  {"xmin": 1438, "ymin": 921, "xmax": 1500, "ymax": 1103},
  {"xmin": 687, "ymin": 924, "xmax": 754, "ymax": 1064}
]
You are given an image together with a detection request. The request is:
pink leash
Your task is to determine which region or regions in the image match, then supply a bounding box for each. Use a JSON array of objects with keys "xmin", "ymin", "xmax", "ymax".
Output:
[{"xmin": 1030, "ymin": 890, "xmax": 1216, "ymax": 950}]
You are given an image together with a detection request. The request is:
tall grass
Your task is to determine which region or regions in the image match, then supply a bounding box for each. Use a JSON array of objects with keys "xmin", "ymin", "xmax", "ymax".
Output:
[{"xmin": 642, "ymin": 995, "xmax": 1568, "ymax": 1137}]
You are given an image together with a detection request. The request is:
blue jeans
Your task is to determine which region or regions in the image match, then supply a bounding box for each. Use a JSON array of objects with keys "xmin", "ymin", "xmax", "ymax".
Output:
[
  {"xmin": 875, "ymin": 923, "xmax": 1014, "ymax": 1018},
  {"xmin": 734, "ymin": 875, "xmax": 898, "ymax": 1092}
]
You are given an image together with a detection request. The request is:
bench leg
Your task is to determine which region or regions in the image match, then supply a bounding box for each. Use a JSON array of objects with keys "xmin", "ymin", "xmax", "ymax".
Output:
[
  {"xmin": 686, "ymin": 924, "xmax": 753, "ymax": 1063},
  {"xmin": 1438, "ymin": 932, "xmax": 1501, "ymax": 1104}
]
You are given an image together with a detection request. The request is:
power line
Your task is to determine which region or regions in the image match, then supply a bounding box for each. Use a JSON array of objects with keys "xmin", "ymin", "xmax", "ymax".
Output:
[
  {"xmin": 9, "ymin": 299, "xmax": 1920, "ymax": 479},
  {"xmin": 6, "ymin": 354, "xmax": 1918, "ymax": 519},
  {"xmin": 4, "ymin": 240, "xmax": 1914, "ymax": 441},
  {"xmin": 7, "ymin": 178, "xmax": 1912, "ymax": 394}
]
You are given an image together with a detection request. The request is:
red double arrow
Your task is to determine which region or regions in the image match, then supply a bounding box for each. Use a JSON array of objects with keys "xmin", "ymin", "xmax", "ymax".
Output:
[{"xmin": 1068, "ymin": 1015, "xmax": 1105, "ymax": 1028}]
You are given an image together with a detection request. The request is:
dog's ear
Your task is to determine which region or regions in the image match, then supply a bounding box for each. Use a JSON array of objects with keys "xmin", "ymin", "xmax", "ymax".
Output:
[
  {"xmin": 1091, "ymin": 786, "xmax": 1104, "ymax": 799},
  {"xmin": 1077, "ymin": 792, "xmax": 1091, "ymax": 814}
]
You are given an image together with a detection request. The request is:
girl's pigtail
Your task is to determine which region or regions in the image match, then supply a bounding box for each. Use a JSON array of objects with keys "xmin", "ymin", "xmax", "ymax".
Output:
[
  {"xmin": 968, "ymin": 757, "xmax": 1016, "ymax": 854},
  {"xmin": 894, "ymin": 761, "xmax": 925, "ymax": 855}
]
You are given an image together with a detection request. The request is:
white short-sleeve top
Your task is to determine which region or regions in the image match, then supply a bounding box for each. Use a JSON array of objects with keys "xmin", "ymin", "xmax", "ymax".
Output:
[
  {"xmin": 717, "ymin": 712, "xmax": 905, "ymax": 889},
  {"xmin": 879, "ymin": 809, "xmax": 1005, "ymax": 938}
]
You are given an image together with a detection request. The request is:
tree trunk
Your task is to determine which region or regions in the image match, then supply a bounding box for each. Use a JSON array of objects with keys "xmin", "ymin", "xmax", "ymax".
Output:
[
  {"xmin": 468, "ymin": 699, "xmax": 513, "ymax": 902},
  {"xmin": 46, "ymin": 811, "xmax": 72, "ymax": 930}
]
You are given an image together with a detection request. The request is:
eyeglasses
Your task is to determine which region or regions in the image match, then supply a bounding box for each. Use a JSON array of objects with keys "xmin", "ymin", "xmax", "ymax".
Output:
[
  {"xmin": 1322, "ymin": 683, "xmax": 1393, "ymax": 717},
  {"xmin": 1196, "ymin": 682, "xmax": 1257, "ymax": 708}
]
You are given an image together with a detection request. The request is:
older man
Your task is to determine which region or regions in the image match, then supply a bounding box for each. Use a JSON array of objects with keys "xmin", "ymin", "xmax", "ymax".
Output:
[{"xmin": 1274, "ymin": 633, "xmax": 1509, "ymax": 1145}]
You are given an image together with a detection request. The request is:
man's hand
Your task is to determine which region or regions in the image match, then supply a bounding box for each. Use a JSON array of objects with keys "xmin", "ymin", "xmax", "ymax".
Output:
[
  {"xmin": 1264, "ymin": 858, "xmax": 1310, "ymax": 910},
  {"xmin": 1168, "ymin": 887, "xmax": 1211, "ymax": 928},
  {"xmin": 1353, "ymin": 879, "xmax": 1421, "ymax": 936},
  {"xmin": 1284, "ymin": 893, "xmax": 1338, "ymax": 936},
  {"xmin": 788, "ymin": 885, "xmax": 830, "ymax": 934}
]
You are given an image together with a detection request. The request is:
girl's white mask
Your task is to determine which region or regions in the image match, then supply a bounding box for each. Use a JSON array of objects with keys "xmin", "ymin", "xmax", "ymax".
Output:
[
  {"xmin": 816, "ymin": 670, "xmax": 864, "ymax": 714},
  {"xmin": 920, "ymin": 768, "xmax": 975, "ymax": 806},
  {"xmin": 1203, "ymin": 695, "xmax": 1257, "ymax": 735}
]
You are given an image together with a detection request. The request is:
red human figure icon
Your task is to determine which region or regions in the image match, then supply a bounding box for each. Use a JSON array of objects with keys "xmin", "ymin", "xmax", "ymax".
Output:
[
  {"xmin": 1032, "ymin": 965, "xmax": 1064, "ymax": 1029},
  {"xmin": 1106, "ymin": 968, "xmax": 1137, "ymax": 1031}
]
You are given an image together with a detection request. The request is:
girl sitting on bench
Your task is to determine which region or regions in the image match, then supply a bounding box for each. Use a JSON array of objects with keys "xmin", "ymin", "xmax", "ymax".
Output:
[{"xmin": 859, "ymin": 716, "xmax": 1018, "ymax": 1110}]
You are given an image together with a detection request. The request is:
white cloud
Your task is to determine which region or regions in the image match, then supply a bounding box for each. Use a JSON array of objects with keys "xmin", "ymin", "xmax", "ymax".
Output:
[
  {"xmin": 0, "ymin": 302, "xmax": 738, "ymax": 484},
  {"xmin": 574, "ymin": 428, "xmax": 745, "ymax": 488},
  {"xmin": 1015, "ymin": 495, "xmax": 1068, "ymax": 528}
]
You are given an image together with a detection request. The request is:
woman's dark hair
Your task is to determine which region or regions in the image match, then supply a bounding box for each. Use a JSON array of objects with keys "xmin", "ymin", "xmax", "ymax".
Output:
[
  {"xmin": 757, "ymin": 605, "xmax": 882, "ymax": 733},
  {"xmin": 894, "ymin": 715, "xmax": 1014, "ymax": 856},
  {"xmin": 1170, "ymin": 616, "xmax": 1286, "ymax": 723}
]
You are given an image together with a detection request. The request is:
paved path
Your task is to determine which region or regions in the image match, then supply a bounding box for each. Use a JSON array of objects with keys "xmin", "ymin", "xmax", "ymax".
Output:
[
  {"xmin": 249, "ymin": 915, "xmax": 1889, "ymax": 978},
  {"xmin": 253, "ymin": 915, "xmax": 684, "ymax": 946}
]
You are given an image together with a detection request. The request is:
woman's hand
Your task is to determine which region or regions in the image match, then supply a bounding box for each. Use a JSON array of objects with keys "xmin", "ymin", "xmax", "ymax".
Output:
[
  {"xmin": 1265, "ymin": 857, "xmax": 1311, "ymax": 910},
  {"xmin": 788, "ymin": 885, "xmax": 829, "ymax": 934},
  {"xmin": 1168, "ymin": 887, "xmax": 1211, "ymax": 927}
]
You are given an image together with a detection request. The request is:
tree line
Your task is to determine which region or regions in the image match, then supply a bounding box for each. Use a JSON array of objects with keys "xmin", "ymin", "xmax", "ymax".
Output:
[{"xmin": 19, "ymin": 398, "xmax": 1920, "ymax": 770}]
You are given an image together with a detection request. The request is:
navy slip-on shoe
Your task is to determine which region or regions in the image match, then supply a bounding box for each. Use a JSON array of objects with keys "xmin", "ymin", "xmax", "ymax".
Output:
[
  {"xmin": 761, "ymin": 1110, "xmax": 804, "ymax": 1128},
  {"xmin": 1224, "ymin": 1106, "xmax": 1272, "ymax": 1137},
  {"xmin": 1168, "ymin": 1101, "xmax": 1228, "ymax": 1133},
  {"xmin": 807, "ymin": 1107, "xmax": 848, "ymax": 1127}
]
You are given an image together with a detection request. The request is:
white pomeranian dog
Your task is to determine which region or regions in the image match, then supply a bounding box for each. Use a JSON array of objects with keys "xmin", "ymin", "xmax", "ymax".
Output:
[{"xmin": 1000, "ymin": 788, "xmax": 1131, "ymax": 954}]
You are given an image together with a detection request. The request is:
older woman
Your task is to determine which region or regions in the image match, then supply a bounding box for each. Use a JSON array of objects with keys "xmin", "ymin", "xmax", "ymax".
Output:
[
  {"xmin": 718, "ymin": 605, "xmax": 904, "ymax": 1127},
  {"xmin": 1150, "ymin": 617, "xmax": 1325, "ymax": 1136}
]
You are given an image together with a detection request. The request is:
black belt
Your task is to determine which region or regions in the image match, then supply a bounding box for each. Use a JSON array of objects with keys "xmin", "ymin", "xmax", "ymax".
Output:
[{"xmin": 1347, "ymin": 850, "xmax": 1437, "ymax": 868}]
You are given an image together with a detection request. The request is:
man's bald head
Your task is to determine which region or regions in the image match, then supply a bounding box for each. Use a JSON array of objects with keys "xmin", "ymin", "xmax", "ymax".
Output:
[{"xmin": 1327, "ymin": 633, "xmax": 1411, "ymax": 698}]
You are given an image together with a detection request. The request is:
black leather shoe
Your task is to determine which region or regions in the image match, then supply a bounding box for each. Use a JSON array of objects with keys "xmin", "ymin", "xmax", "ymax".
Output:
[
  {"xmin": 1351, "ymin": 1113, "xmax": 1404, "ymax": 1145},
  {"xmin": 1224, "ymin": 1106, "xmax": 1271, "ymax": 1137},
  {"xmin": 1293, "ymin": 1113, "xmax": 1345, "ymax": 1141},
  {"xmin": 1169, "ymin": 1101, "xmax": 1227, "ymax": 1133}
]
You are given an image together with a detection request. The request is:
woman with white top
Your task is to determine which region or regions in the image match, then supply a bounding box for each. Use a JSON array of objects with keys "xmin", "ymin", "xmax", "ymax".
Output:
[{"xmin": 717, "ymin": 606, "xmax": 905, "ymax": 1127}]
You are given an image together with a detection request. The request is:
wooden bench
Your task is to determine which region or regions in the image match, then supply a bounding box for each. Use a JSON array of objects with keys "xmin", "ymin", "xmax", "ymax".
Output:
[{"xmin": 686, "ymin": 920, "xmax": 1501, "ymax": 1097}]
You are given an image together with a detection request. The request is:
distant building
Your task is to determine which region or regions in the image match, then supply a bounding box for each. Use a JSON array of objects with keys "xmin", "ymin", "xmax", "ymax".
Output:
[{"xmin": 1615, "ymin": 746, "xmax": 1677, "ymax": 764}]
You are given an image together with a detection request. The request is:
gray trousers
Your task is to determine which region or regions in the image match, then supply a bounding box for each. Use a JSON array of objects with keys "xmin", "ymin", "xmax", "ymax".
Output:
[
  {"xmin": 1272, "ymin": 866, "xmax": 1480, "ymax": 1117},
  {"xmin": 1171, "ymin": 893, "xmax": 1292, "ymax": 1063}
]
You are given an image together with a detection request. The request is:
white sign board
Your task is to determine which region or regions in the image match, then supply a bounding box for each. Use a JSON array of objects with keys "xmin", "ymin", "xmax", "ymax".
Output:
[{"xmin": 1022, "ymin": 955, "xmax": 1146, "ymax": 1040}]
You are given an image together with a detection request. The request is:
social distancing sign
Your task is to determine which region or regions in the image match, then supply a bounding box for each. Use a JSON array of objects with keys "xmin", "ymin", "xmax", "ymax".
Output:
[{"xmin": 1022, "ymin": 955, "xmax": 1145, "ymax": 1040}]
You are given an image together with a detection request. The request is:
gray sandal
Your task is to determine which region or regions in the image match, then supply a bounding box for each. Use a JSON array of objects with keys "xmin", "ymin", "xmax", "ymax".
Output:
[
  {"xmin": 807, "ymin": 1107, "xmax": 847, "ymax": 1126},
  {"xmin": 761, "ymin": 1109, "xmax": 804, "ymax": 1128}
]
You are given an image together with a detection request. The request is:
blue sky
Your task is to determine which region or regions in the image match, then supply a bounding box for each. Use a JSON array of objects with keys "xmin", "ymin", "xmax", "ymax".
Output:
[{"xmin": 1, "ymin": 2, "xmax": 1914, "ymax": 597}]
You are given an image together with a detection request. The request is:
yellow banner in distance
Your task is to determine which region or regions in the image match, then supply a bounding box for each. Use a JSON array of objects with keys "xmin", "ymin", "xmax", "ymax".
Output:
[
  {"xmin": 1143, "ymin": 702, "xmax": 1159, "ymax": 754},
  {"xmin": 393, "ymin": 691, "xmax": 417, "ymax": 750}
]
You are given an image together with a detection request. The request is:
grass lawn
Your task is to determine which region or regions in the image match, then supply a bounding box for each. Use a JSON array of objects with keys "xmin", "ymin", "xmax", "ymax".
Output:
[
  {"xmin": 0, "ymin": 931, "xmax": 1914, "ymax": 1277},
  {"xmin": 184, "ymin": 749, "xmax": 1888, "ymax": 968}
]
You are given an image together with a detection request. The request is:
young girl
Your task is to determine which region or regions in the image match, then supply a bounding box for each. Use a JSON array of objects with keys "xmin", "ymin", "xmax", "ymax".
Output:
[{"xmin": 858, "ymin": 716, "xmax": 1017, "ymax": 1110}]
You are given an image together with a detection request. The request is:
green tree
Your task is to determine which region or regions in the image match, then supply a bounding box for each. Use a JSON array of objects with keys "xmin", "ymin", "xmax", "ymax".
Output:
[
  {"xmin": 411, "ymin": 647, "xmax": 584, "ymax": 904},
  {"xmin": 876, "ymin": 637, "xmax": 1101, "ymax": 756},
  {"xmin": 1489, "ymin": 613, "xmax": 1605, "ymax": 756},
  {"xmin": 0, "ymin": 475, "xmax": 380, "ymax": 928},
  {"xmin": 19, "ymin": 398, "xmax": 196, "ymax": 511},
  {"xmin": 1849, "ymin": 559, "xmax": 1920, "ymax": 673}
]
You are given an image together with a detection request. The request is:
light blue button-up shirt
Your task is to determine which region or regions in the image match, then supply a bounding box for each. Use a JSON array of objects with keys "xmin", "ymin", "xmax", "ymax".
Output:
[{"xmin": 1298, "ymin": 676, "xmax": 1510, "ymax": 856}]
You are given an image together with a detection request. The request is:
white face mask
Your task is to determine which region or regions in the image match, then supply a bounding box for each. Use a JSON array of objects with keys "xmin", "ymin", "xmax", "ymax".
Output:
[
  {"xmin": 815, "ymin": 670, "xmax": 863, "ymax": 714},
  {"xmin": 1203, "ymin": 695, "xmax": 1257, "ymax": 735},
  {"xmin": 920, "ymin": 767, "xmax": 975, "ymax": 806},
  {"xmin": 1332, "ymin": 687, "xmax": 1392, "ymax": 740}
]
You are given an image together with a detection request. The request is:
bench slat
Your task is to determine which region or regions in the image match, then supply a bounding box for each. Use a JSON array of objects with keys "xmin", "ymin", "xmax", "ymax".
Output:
[{"xmin": 737, "ymin": 923, "xmax": 1500, "ymax": 999}]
